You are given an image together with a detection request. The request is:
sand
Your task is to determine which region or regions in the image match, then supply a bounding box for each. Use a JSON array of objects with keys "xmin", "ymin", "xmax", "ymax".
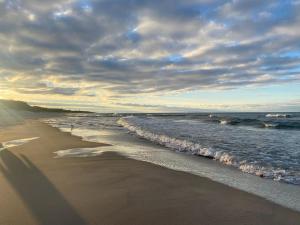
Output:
[{"xmin": 0, "ymin": 120, "xmax": 300, "ymax": 225}]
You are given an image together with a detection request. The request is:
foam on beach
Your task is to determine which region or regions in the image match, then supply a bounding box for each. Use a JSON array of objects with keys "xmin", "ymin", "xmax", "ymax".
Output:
[
  {"xmin": 0, "ymin": 137, "xmax": 40, "ymax": 151},
  {"xmin": 54, "ymin": 147, "xmax": 105, "ymax": 158}
]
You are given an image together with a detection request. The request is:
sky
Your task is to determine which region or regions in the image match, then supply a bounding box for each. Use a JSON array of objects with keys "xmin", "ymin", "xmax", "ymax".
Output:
[{"xmin": 0, "ymin": 0, "xmax": 300, "ymax": 112}]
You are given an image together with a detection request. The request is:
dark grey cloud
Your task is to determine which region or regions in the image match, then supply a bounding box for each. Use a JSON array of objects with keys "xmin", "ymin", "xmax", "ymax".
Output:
[{"xmin": 0, "ymin": 0, "xmax": 299, "ymax": 99}]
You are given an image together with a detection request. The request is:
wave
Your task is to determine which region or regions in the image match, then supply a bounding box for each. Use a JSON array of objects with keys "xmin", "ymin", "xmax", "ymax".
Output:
[
  {"xmin": 266, "ymin": 113, "xmax": 292, "ymax": 118},
  {"xmin": 207, "ymin": 115, "xmax": 261, "ymax": 126},
  {"xmin": 263, "ymin": 121, "xmax": 300, "ymax": 129},
  {"xmin": 206, "ymin": 115, "xmax": 300, "ymax": 130},
  {"xmin": 218, "ymin": 119, "xmax": 241, "ymax": 125},
  {"xmin": 263, "ymin": 123, "xmax": 278, "ymax": 128},
  {"xmin": 118, "ymin": 117, "xmax": 296, "ymax": 183}
]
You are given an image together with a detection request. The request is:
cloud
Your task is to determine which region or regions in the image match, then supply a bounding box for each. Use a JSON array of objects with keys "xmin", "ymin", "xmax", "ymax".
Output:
[
  {"xmin": 16, "ymin": 86, "xmax": 79, "ymax": 96},
  {"xmin": 114, "ymin": 99, "xmax": 300, "ymax": 113},
  {"xmin": 0, "ymin": 0, "xmax": 299, "ymax": 110}
]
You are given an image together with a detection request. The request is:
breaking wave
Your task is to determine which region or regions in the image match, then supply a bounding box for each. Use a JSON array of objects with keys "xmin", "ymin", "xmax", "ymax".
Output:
[
  {"xmin": 206, "ymin": 115, "xmax": 300, "ymax": 130},
  {"xmin": 118, "ymin": 117, "xmax": 300, "ymax": 184},
  {"xmin": 266, "ymin": 113, "xmax": 292, "ymax": 118}
]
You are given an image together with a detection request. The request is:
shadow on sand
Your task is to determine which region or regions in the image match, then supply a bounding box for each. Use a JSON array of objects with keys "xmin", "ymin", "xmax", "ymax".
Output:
[{"xmin": 0, "ymin": 149, "xmax": 86, "ymax": 225}]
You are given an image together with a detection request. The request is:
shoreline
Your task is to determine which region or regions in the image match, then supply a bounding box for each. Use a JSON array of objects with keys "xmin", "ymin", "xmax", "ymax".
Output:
[
  {"xmin": 1, "ymin": 120, "xmax": 300, "ymax": 225},
  {"xmin": 49, "ymin": 115, "xmax": 300, "ymax": 212}
]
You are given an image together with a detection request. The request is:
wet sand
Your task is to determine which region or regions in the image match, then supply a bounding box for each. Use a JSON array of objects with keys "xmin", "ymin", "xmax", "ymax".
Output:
[{"xmin": 0, "ymin": 120, "xmax": 300, "ymax": 225}]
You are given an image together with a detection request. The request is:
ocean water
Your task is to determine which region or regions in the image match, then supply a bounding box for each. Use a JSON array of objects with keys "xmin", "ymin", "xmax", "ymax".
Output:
[
  {"xmin": 43, "ymin": 112, "xmax": 300, "ymax": 211},
  {"xmin": 119, "ymin": 113, "xmax": 300, "ymax": 185}
]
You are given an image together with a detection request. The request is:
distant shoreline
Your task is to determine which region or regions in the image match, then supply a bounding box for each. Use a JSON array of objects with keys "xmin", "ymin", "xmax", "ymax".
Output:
[{"xmin": 0, "ymin": 99, "xmax": 92, "ymax": 114}]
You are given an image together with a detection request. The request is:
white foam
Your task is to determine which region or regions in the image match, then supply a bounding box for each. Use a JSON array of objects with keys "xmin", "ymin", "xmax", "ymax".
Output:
[
  {"xmin": 54, "ymin": 147, "xmax": 105, "ymax": 158},
  {"xmin": 263, "ymin": 122, "xmax": 278, "ymax": 128},
  {"xmin": 118, "ymin": 118, "xmax": 206, "ymax": 154},
  {"xmin": 118, "ymin": 118, "xmax": 236, "ymax": 163},
  {"xmin": 220, "ymin": 119, "xmax": 228, "ymax": 125},
  {"xmin": 0, "ymin": 137, "xmax": 39, "ymax": 151}
]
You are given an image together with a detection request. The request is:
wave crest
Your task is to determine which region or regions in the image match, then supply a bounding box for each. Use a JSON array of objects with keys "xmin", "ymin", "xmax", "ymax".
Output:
[{"xmin": 265, "ymin": 113, "xmax": 292, "ymax": 118}]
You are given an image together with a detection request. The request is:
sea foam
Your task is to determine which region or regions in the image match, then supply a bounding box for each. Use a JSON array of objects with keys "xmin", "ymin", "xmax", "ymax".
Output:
[{"xmin": 0, "ymin": 137, "xmax": 39, "ymax": 151}]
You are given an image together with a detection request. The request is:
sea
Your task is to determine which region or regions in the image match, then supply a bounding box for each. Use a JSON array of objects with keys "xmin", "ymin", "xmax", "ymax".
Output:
[{"xmin": 43, "ymin": 112, "xmax": 300, "ymax": 211}]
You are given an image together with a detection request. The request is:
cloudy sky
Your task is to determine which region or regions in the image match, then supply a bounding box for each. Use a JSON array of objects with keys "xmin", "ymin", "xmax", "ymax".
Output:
[{"xmin": 0, "ymin": 0, "xmax": 299, "ymax": 112}]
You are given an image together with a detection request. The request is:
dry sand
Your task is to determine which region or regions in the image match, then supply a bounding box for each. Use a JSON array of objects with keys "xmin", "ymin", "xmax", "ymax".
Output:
[{"xmin": 0, "ymin": 120, "xmax": 300, "ymax": 225}]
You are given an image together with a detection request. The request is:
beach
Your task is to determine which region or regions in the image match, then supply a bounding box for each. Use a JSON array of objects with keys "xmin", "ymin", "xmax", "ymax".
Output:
[
  {"xmin": 1, "ymin": 0, "xmax": 299, "ymax": 223},
  {"xmin": 1, "ymin": 119, "xmax": 300, "ymax": 225}
]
